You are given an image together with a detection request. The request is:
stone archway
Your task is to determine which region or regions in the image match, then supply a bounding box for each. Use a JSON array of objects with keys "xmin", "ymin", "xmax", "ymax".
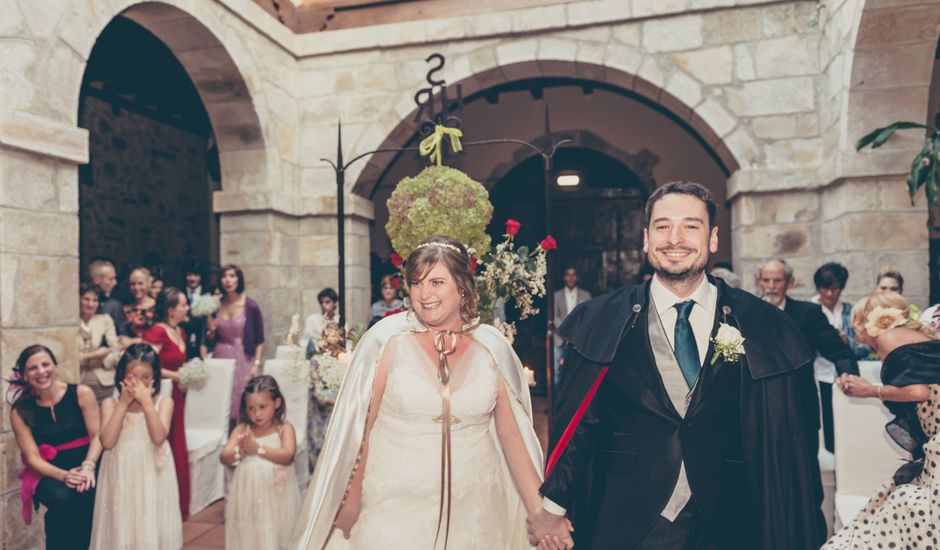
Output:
[
  {"xmin": 841, "ymin": 0, "xmax": 940, "ymax": 174},
  {"xmin": 486, "ymin": 129, "xmax": 661, "ymax": 195},
  {"xmin": 826, "ymin": 0, "xmax": 940, "ymax": 306},
  {"xmin": 101, "ymin": 2, "xmax": 271, "ymax": 193},
  {"xmin": 351, "ymin": 60, "xmax": 742, "ymax": 197}
]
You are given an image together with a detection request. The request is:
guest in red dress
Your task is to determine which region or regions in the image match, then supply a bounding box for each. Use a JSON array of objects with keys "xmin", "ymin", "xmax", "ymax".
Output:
[{"xmin": 143, "ymin": 286, "xmax": 191, "ymax": 519}]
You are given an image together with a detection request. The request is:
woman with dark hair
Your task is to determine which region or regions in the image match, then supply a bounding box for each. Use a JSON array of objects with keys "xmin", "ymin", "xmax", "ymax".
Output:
[
  {"xmin": 207, "ymin": 264, "xmax": 265, "ymax": 421},
  {"xmin": 9, "ymin": 344, "xmax": 101, "ymax": 549},
  {"xmin": 142, "ymin": 287, "xmax": 191, "ymax": 520},
  {"xmin": 292, "ymin": 236, "xmax": 543, "ymax": 550},
  {"xmin": 812, "ymin": 262, "xmax": 871, "ymax": 360},
  {"xmin": 77, "ymin": 282, "xmax": 122, "ymax": 402}
]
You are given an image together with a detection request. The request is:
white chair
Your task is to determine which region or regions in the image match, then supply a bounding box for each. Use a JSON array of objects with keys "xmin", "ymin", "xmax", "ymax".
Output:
[
  {"xmin": 831, "ymin": 360, "xmax": 906, "ymax": 530},
  {"xmin": 264, "ymin": 357, "xmax": 311, "ymax": 489},
  {"xmin": 185, "ymin": 358, "xmax": 236, "ymax": 516}
]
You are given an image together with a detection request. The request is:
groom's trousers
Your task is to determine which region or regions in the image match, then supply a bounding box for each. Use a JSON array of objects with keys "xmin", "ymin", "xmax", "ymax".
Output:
[{"xmin": 636, "ymin": 500, "xmax": 714, "ymax": 550}]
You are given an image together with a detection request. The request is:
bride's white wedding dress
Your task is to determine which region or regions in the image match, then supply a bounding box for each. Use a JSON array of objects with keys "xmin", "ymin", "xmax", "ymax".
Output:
[{"xmin": 329, "ymin": 334, "xmax": 513, "ymax": 550}]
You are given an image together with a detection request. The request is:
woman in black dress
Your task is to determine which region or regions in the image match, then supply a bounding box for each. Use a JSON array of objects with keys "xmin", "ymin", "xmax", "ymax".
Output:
[{"xmin": 9, "ymin": 344, "xmax": 102, "ymax": 549}]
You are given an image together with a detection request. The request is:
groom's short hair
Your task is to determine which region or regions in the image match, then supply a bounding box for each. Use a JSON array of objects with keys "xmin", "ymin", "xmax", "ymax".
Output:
[{"xmin": 644, "ymin": 181, "xmax": 717, "ymax": 229}]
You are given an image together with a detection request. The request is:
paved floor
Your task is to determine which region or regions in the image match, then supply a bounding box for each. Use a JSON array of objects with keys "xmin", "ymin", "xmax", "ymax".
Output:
[
  {"xmin": 182, "ymin": 500, "xmax": 225, "ymax": 549},
  {"xmin": 179, "ymin": 397, "xmax": 833, "ymax": 547}
]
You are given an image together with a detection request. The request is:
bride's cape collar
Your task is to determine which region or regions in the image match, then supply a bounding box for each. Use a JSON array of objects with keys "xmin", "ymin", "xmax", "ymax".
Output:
[{"xmin": 403, "ymin": 310, "xmax": 481, "ymax": 335}]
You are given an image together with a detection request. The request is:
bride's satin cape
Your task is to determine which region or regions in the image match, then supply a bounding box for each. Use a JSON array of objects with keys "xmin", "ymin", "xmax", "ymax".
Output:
[{"xmin": 290, "ymin": 311, "xmax": 544, "ymax": 549}]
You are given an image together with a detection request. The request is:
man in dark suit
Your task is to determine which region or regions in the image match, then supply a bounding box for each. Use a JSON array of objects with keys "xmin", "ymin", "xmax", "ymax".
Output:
[
  {"xmin": 527, "ymin": 181, "xmax": 825, "ymax": 550},
  {"xmin": 89, "ymin": 258, "xmax": 127, "ymax": 336},
  {"xmin": 181, "ymin": 261, "xmax": 209, "ymax": 359},
  {"xmin": 757, "ymin": 258, "xmax": 858, "ymax": 452}
]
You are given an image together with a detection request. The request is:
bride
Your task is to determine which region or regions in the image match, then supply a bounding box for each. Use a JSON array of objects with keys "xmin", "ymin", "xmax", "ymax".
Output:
[{"xmin": 291, "ymin": 236, "xmax": 546, "ymax": 549}]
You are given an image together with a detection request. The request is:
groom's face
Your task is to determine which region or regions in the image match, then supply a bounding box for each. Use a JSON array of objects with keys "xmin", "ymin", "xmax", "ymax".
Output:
[{"xmin": 643, "ymin": 193, "xmax": 718, "ymax": 282}]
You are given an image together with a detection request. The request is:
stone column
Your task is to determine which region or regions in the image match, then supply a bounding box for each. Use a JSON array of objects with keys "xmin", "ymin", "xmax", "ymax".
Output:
[
  {"xmin": 216, "ymin": 194, "xmax": 374, "ymax": 355},
  {"xmin": 0, "ymin": 113, "xmax": 88, "ymax": 546}
]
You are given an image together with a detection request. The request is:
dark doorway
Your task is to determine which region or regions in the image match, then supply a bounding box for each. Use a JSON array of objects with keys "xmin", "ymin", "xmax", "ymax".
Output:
[
  {"xmin": 489, "ymin": 147, "xmax": 648, "ymax": 387},
  {"xmin": 78, "ymin": 16, "xmax": 219, "ymax": 292}
]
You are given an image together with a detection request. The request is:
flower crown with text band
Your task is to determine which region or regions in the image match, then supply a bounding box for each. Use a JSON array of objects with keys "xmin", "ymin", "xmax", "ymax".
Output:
[{"xmin": 416, "ymin": 241, "xmax": 467, "ymax": 256}]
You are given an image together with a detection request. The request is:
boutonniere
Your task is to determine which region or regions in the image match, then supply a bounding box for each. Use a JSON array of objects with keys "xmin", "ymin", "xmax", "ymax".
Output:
[{"xmin": 711, "ymin": 323, "xmax": 745, "ymax": 365}]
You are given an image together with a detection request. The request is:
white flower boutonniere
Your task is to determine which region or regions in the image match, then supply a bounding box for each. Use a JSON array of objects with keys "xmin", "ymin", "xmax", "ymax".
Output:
[{"xmin": 711, "ymin": 323, "xmax": 745, "ymax": 365}]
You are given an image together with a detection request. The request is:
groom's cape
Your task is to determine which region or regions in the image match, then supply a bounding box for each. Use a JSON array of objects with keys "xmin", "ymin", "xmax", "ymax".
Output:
[
  {"xmin": 542, "ymin": 277, "xmax": 826, "ymax": 550},
  {"xmin": 290, "ymin": 311, "xmax": 543, "ymax": 550}
]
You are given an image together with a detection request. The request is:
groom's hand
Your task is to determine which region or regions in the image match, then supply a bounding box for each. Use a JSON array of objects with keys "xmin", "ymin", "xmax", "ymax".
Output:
[{"xmin": 527, "ymin": 508, "xmax": 574, "ymax": 546}]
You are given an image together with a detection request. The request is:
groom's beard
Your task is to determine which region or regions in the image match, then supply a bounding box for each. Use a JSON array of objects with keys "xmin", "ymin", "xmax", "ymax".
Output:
[{"xmin": 649, "ymin": 246, "xmax": 708, "ymax": 283}]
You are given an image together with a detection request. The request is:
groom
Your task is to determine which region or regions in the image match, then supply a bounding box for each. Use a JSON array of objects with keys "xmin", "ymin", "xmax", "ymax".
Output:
[{"xmin": 529, "ymin": 181, "xmax": 826, "ymax": 549}]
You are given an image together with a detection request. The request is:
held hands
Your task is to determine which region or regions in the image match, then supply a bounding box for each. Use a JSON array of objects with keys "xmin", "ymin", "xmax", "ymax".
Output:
[
  {"xmin": 527, "ymin": 509, "xmax": 575, "ymax": 549},
  {"xmin": 837, "ymin": 373, "xmax": 875, "ymax": 398},
  {"xmin": 64, "ymin": 464, "xmax": 95, "ymax": 493}
]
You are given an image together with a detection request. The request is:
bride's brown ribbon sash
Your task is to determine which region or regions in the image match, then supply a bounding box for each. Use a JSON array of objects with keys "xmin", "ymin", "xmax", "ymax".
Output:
[{"xmin": 433, "ymin": 330, "xmax": 458, "ymax": 550}]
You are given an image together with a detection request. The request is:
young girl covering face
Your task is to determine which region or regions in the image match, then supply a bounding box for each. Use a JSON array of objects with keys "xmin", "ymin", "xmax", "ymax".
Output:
[{"xmin": 89, "ymin": 343, "xmax": 183, "ymax": 549}]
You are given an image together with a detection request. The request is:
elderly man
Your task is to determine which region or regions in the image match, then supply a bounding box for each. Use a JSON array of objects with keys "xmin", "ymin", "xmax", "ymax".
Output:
[{"xmin": 756, "ymin": 258, "xmax": 859, "ymax": 452}]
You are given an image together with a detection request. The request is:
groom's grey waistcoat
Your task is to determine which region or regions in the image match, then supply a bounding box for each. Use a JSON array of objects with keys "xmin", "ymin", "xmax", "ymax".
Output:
[{"xmin": 647, "ymin": 296, "xmax": 694, "ymax": 521}]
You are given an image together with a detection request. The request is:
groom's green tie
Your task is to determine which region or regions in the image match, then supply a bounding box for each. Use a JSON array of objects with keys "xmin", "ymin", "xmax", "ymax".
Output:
[{"xmin": 674, "ymin": 300, "xmax": 701, "ymax": 389}]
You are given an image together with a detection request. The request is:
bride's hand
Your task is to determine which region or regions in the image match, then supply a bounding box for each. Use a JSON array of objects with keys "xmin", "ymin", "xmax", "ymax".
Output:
[{"xmin": 333, "ymin": 501, "xmax": 360, "ymax": 539}]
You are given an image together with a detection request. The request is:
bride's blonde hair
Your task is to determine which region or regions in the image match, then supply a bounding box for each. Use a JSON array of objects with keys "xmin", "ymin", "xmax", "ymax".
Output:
[{"xmin": 851, "ymin": 291, "xmax": 936, "ymax": 340}]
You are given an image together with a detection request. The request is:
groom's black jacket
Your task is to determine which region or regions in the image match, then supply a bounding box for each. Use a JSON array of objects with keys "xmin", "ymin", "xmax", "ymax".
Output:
[{"xmin": 540, "ymin": 278, "xmax": 826, "ymax": 550}]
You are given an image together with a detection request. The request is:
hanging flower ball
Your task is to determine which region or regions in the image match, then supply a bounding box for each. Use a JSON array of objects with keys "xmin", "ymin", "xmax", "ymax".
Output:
[{"xmin": 386, "ymin": 165, "xmax": 493, "ymax": 259}]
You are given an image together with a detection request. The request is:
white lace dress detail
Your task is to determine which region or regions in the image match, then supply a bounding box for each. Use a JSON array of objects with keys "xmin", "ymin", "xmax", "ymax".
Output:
[
  {"xmin": 329, "ymin": 334, "xmax": 512, "ymax": 550},
  {"xmin": 90, "ymin": 396, "xmax": 183, "ymax": 550}
]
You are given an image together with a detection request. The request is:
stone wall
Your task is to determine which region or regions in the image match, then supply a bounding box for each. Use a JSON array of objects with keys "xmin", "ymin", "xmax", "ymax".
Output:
[
  {"xmin": 79, "ymin": 96, "xmax": 216, "ymax": 285},
  {"xmin": 1, "ymin": 0, "xmax": 938, "ymax": 547}
]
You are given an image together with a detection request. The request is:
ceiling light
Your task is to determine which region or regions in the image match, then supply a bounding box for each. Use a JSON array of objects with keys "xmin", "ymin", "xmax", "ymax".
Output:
[{"xmin": 556, "ymin": 174, "xmax": 581, "ymax": 187}]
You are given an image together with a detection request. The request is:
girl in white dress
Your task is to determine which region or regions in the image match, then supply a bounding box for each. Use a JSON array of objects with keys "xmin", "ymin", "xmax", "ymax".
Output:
[
  {"xmin": 90, "ymin": 344, "xmax": 183, "ymax": 550},
  {"xmin": 222, "ymin": 375, "xmax": 301, "ymax": 550}
]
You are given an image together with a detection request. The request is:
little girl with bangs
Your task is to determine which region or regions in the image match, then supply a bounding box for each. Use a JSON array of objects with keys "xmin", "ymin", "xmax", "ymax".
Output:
[{"xmin": 221, "ymin": 375, "xmax": 301, "ymax": 550}]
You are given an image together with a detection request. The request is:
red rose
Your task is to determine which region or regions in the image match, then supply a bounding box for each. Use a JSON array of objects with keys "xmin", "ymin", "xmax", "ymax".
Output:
[
  {"xmin": 390, "ymin": 253, "xmax": 403, "ymax": 268},
  {"xmin": 505, "ymin": 219, "xmax": 521, "ymax": 236},
  {"xmin": 383, "ymin": 307, "xmax": 404, "ymax": 318},
  {"xmin": 539, "ymin": 235, "xmax": 557, "ymax": 251},
  {"xmin": 391, "ymin": 276, "xmax": 400, "ymax": 289},
  {"xmin": 469, "ymin": 256, "xmax": 478, "ymax": 272}
]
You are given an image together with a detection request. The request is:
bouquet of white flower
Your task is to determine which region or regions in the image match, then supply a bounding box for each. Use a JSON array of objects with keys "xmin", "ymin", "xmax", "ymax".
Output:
[
  {"xmin": 190, "ymin": 294, "xmax": 221, "ymax": 318},
  {"xmin": 311, "ymin": 351, "xmax": 351, "ymax": 403},
  {"xmin": 178, "ymin": 357, "xmax": 208, "ymax": 389}
]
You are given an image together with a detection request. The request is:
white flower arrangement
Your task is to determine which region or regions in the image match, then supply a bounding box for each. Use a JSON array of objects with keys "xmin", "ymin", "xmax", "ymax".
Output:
[
  {"xmin": 190, "ymin": 294, "xmax": 221, "ymax": 318},
  {"xmin": 710, "ymin": 323, "xmax": 746, "ymax": 365},
  {"xmin": 311, "ymin": 351, "xmax": 351, "ymax": 402},
  {"xmin": 476, "ymin": 228, "xmax": 549, "ymax": 322},
  {"xmin": 178, "ymin": 357, "xmax": 208, "ymax": 389}
]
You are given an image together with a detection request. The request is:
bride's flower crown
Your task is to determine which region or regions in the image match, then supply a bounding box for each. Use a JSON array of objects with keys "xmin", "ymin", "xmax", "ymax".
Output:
[
  {"xmin": 864, "ymin": 306, "xmax": 908, "ymax": 338},
  {"xmin": 417, "ymin": 241, "xmax": 465, "ymax": 255}
]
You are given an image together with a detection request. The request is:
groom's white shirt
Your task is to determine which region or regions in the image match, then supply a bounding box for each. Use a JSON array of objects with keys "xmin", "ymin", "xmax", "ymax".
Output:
[{"xmin": 542, "ymin": 274, "xmax": 717, "ymax": 519}]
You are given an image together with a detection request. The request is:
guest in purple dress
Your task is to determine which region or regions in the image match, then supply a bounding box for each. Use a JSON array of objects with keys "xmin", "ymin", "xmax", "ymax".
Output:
[{"xmin": 207, "ymin": 264, "xmax": 264, "ymax": 421}]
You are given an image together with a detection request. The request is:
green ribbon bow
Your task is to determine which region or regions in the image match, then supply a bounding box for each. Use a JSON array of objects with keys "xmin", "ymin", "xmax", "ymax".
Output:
[{"xmin": 419, "ymin": 125, "xmax": 463, "ymax": 166}]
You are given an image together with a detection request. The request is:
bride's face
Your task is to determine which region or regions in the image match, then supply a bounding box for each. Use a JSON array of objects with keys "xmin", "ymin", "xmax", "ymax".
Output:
[{"xmin": 409, "ymin": 262, "xmax": 462, "ymax": 331}]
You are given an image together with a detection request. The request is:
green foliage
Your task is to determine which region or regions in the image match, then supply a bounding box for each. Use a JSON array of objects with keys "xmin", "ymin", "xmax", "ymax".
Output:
[
  {"xmin": 385, "ymin": 166, "xmax": 493, "ymax": 258},
  {"xmin": 856, "ymin": 119, "xmax": 937, "ymax": 208}
]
